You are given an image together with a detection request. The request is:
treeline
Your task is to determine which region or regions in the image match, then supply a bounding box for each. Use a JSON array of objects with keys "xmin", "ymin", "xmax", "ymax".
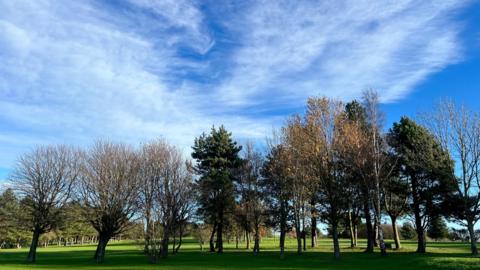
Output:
[{"xmin": 2, "ymin": 91, "xmax": 480, "ymax": 263}]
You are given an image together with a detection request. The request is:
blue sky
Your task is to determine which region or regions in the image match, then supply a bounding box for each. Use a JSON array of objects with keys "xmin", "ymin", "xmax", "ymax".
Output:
[{"xmin": 0, "ymin": 0, "xmax": 479, "ymax": 183}]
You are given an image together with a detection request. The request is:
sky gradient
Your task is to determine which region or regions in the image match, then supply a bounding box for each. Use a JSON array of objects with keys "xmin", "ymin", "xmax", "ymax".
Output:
[{"xmin": 1, "ymin": 0, "xmax": 480, "ymax": 182}]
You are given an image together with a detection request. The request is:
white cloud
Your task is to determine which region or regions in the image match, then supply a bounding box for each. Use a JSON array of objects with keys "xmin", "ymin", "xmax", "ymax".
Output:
[{"xmin": 0, "ymin": 0, "xmax": 472, "ymax": 173}]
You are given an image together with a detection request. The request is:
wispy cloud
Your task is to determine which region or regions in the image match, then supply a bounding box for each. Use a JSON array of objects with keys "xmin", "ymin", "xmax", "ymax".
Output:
[
  {"xmin": 0, "ymin": 0, "xmax": 472, "ymax": 172},
  {"xmin": 215, "ymin": 0, "xmax": 467, "ymax": 106}
]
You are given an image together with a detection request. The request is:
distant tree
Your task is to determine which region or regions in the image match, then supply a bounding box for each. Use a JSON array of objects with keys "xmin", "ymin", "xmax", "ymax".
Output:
[
  {"xmin": 192, "ymin": 126, "xmax": 242, "ymax": 253},
  {"xmin": 10, "ymin": 145, "xmax": 80, "ymax": 263},
  {"xmin": 400, "ymin": 222, "xmax": 416, "ymax": 240},
  {"xmin": 0, "ymin": 188, "xmax": 25, "ymax": 248},
  {"xmin": 79, "ymin": 142, "xmax": 140, "ymax": 263},
  {"xmin": 428, "ymin": 216, "xmax": 448, "ymax": 241},
  {"xmin": 389, "ymin": 117, "xmax": 455, "ymax": 253},
  {"xmin": 422, "ymin": 100, "xmax": 480, "ymax": 255},
  {"xmin": 58, "ymin": 202, "xmax": 96, "ymax": 246}
]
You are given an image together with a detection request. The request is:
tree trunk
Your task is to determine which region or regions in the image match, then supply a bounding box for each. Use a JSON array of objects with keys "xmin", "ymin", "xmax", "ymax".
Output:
[
  {"xmin": 161, "ymin": 225, "xmax": 170, "ymax": 258},
  {"xmin": 311, "ymin": 216, "xmax": 317, "ymax": 248},
  {"xmin": 332, "ymin": 223, "xmax": 340, "ymax": 259},
  {"xmin": 353, "ymin": 224, "xmax": 358, "ymax": 247},
  {"xmin": 296, "ymin": 227, "xmax": 302, "ymax": 254},
  {"xmin": 302, "ymin": 230, "xmax": 306, "ymax": 251},
  {"xmin": 209, "ymin": 222, "xmax": 216, "ymax": 252},
  {"xmin": 280, "ymin": 200, "xmax": 287, "ymax": 258},
  {"xmin": 245, "ymin": 230, "xmax": 250, "ymax": 250},
  {"xmin": 93, "ymin": 234, "xmax": 110, "ymax": 263},
  {"xmin": 235, "ymin": 233, "xmax": 239, "ymax": 249},
  {"xmin": 390, "ymin": 215, "xmax": 401, "ymax": 249},
  {"xmin": 467, "ymin": 220, "xmax": 478, "ymax": 255},
  {"xmin": 349, "ymin": 211, "xmax": 355, "ymax": 248},
  {"xmin": 374, "ymin": 208, "xmax": 387, "ymax": 256},
  {"xmin": 216, "ymin": 219, "xmax": 223, "ymax": 253},
  {"xmin": 363, "ymin": 197, "xmax": 374, "ymax": 253},
  {"xmin": 253, "ymin": 226, "xmax": 260, "ymax": 256},
  {"xmin": 27, "ymin": 229, "xmax": 41, "ymax": 263},
  {"xmin": 411, "ymin": 176, "xmax": 426, "ymax": 253},
  {"xmin": 175, "ymin": 228, "xmax": 183, "ymax": 254},
  {"xmin": 144, "ymin": 215, "xmax": 152, "ymax": 253}
]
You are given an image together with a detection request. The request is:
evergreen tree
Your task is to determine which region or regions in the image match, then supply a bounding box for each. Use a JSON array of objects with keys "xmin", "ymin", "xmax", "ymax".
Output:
[
  {"xmin": 400, "ymin": 222, "xmax": 416, "ymax": 240},
  {"xmin": 388, "ymin": 117, "xmax": 455, "ymax": 253},
  {"xmin": 428, "ymin": 216, "xmax": 448, "ymax": 241},
  {"xmin": 0, "ymin": 188, "xmax": 26, "ymax": 248},
  {"xmin": 192, "ymin": 126, "xmax": 242, "ymax": 253}
]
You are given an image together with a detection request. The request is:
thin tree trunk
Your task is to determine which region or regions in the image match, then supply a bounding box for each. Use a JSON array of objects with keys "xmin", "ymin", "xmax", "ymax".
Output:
[
  {"xmin": 311, "ymin": 216, "xmax": 317, "ymax": 248},
  {"xmin": 27, "ymin": 229, "xmax": 41, "ymax": 263},
  {"xmin": 349, "ymin": 211, "xmax": 355, "ymax": 248},
  {"xmin": 209, "ymin": 222, "xmax": 217, "ymax": 252},
  {"xmin": 246, "ymin": 230, "xmax": 250, "ymax": 249},
  {"xmin": 280, "ymin": 200, "xmax": 287, "ymax": 258},
  {"xmin": 217, "ymin": 219, "xmax": 223, "ymax": 253},
  {"xmin": 467, "ymin": 220, "xmax": 478, "ymax": 255},
  {"xmin": 235, "ymin": 233, "xmax": 239, "ymax": 249},
  {"xmin": 391, "ymin": 215, "xmax": 401, "ymax": 249},
  {"xmin": 93, "ymin": 234, "xmax": 110, "ymax": 263},
  {"xmin": 253, "ymin": 225, "xmax": 260, "ymax": 256},
  {"xmin": 296, "ymin": 227, "xmax": 302, "ymax": 254},
  {"xmin": 353, "ymin": 224, "xmax": 358, "ymax": 247},
  {"xmin": 302, "ymin": 230, "xmax": 306, "ymax": 251},
  {"xmin": 175, "ymin": 227, "xmax": 183, "ymax": 254}
]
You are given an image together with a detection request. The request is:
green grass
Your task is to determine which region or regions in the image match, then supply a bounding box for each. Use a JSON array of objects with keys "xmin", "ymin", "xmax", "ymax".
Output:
[{"xmin": 1, "ymin": 238, "xmax": 479, "ymax": 270}]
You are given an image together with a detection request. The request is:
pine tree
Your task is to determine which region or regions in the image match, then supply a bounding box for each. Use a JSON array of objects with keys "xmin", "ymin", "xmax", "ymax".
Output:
[
  {"xmin": 192, "ymin": 126, "xmax": 242, "ymax": 253},
  {"xmin": 428, "ymin": 216, "xmax": 448, "ymax": 241}
]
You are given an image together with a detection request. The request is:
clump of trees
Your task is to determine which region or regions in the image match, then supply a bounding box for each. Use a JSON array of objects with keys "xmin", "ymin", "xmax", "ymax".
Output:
[{"xmin": 5, "ymin": 91, "xmax": 480, "ymax": 264}]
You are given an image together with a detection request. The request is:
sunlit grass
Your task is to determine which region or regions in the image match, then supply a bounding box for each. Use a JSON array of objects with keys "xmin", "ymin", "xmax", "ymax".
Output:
[{"xmin": 0, "ymin": 238, "xmax": 478, "ymax": 269}]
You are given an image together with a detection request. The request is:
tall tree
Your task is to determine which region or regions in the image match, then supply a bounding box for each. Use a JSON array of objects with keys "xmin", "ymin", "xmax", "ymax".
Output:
[
  {"xmin": 10, "ymin": 145, "xmax": 80, "ymax": 263},
  {"xmin": 79, "ymin": 142, "xmax": 140, "ymax": 263},
  {"xmin": 283, "ymin": 116, "xmax": 312, "ymax": 254},
  {"xmin": 423, "ymin": 100, "xmax": 480, "ymax": 255},
  {"xmin": 192, "ymin": 126, "xmax": 242, "ymax": 253},
  {"xmin": 261, "ymin": 144, "xmax": 292, "ymax": 258},
  {"xmin": 341, "ymin": 100, "xmax": 375, "ymax": 252},
  {"xmin": 303, "ymin": 97, "xmax": 349, "ymax": 259},
  {"xmin": 363, "ymin": 90, "xmax": 392, "ymax": 256},
  {"xmin": 388, "ymin": 117, "xmax": 455, "ymax": 253},
  {"xmin": 237, "ymin": 143, "xmax": 265, "ymax": 255}
]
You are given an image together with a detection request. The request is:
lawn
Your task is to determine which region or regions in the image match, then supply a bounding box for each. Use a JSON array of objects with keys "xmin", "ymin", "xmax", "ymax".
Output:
[{"xmin": 0, "ymin": 238, "xmax": 479, "ymax": 270}]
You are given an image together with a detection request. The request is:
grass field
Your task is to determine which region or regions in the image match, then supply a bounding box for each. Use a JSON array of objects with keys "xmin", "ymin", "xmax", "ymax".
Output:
[{"xmin": 0, "ymin": 238, "xmax": 479, "ymax": 270}]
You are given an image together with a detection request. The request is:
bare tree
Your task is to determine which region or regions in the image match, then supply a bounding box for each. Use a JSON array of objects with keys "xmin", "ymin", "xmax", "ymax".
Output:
[
  {"xmin": 79, "ymin": 142, "xmax": 140, "ymax": 263},
  {"xmin": 138, "ymin": 140, "xmax": 195, "ymax": 261},
  {"xmin": 363, "ymin": 90, "xmax": 393, "ymax": 256},
  {"xmin": 423, "ymin": 100, "xmax": 480, "ymax": 255},
  {"xmin": 10, "ymin": 145, "xmax": 80, "ymax": 263}
]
